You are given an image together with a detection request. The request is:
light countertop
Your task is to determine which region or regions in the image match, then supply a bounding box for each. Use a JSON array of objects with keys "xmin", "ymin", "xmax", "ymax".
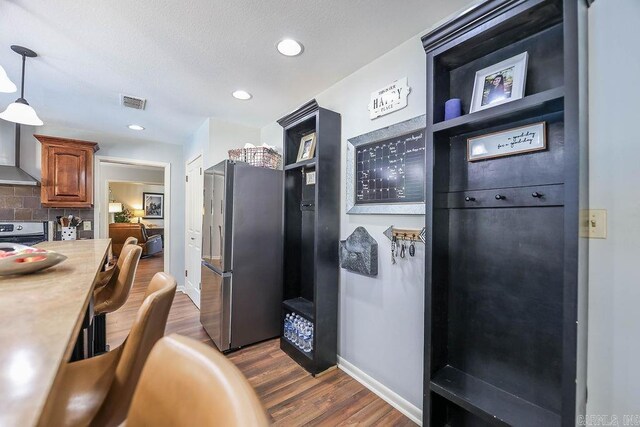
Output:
[{"xmin": 0, "ymin": 239, "xmax": 111, "ymax": 427}]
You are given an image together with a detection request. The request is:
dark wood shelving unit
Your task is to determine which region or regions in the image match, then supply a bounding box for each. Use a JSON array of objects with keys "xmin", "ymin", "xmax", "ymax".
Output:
[
  {"xmin": 282, "ymin": 297, "xmax": 314, "ymax": 320},
  {"xmin": 283, "ymin": 158, "xmax": 316, "ymax": 171},
  {"xmin": 430, "ymin": 366, "xmax": 561, "ymax": 427},
  {"xmin": 431, "ymin": 87, "xmax": 564, "ymax": 136},
  {"xmin": 278, "ymin": 99, "xmax": 341, "ymax": 375},
  {"xmin": 422, "ymin": 0, "xmax": 589, "ymax": 425}
]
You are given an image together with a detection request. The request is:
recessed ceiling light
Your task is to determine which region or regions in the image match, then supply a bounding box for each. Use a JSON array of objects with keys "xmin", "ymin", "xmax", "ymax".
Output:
[
  {"xmin": 232, "ymin": 90, "xmax": 252, "ymax": 100},
  {"xmin": 128, "ymin": 124, "xmax": 144, "ymax": 131},
  {"xmin": 277, "ymin": 39, "xmax": 303, "ymax": 57}
]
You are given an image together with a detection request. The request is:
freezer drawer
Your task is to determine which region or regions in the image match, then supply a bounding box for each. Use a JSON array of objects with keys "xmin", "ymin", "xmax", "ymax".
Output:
[{"xmin": 200, "ymin": 263, "xmax": 231, "ymax": 351}]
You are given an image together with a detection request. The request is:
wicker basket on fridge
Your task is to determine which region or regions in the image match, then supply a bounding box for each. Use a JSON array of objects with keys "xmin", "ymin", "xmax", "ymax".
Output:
[{"xmin": 228, "ymin": 146, "xmax": 282, "ymax": 169}]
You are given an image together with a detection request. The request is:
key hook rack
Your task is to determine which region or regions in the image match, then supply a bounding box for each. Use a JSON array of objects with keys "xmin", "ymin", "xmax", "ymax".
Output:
[{"xmin": 383, "ymin": 226, "xmax": 426, "ymax": 243}]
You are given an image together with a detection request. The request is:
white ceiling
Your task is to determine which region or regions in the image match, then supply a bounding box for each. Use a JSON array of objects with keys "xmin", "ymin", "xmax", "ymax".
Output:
[{"xmin": 0, "ymin": 0, "xmax": 471, "ymax": 145}]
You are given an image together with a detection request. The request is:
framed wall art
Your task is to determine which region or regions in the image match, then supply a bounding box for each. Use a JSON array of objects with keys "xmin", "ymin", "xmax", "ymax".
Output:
[
  {"xmin": 346, "ymin": 115, "xmax": 426, "ymax": 215},
  {"xmin": 470, "ymin": 52, "xmax": 528, "ymax": 113},
  {"xmin": 467, "ymin": 121, "xmax": 546, "ymax": 162},
  {"xmin": 142, "ymin": 192, "xmax": 164, "ymax": 219}
]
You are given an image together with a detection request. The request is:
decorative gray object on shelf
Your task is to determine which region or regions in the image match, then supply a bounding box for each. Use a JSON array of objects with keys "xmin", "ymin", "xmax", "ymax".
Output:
[{"xmin": 339, "ymin": 227, "xmax": 378, "ymax": 277}]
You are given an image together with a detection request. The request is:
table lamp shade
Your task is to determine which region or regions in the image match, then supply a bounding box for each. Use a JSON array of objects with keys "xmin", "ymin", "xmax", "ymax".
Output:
[
  {"xmin": 133, "ymin": 209, "xmax": 145, "ymax": 218},
  {"xmin": 108, "ymin": 203, "xmax": 123, "ymax": 213}
]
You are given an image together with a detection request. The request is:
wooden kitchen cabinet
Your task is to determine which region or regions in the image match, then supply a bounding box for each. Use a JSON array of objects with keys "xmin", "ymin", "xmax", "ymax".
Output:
[{"xmin": 35, "ymin": 135, "xmax": 99, "ymax": 208}]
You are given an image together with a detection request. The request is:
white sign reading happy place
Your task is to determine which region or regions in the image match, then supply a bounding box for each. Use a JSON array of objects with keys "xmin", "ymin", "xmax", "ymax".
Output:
[{"xmin": 368, "ymin": 77, "xmax": 411, "ymax": 119}]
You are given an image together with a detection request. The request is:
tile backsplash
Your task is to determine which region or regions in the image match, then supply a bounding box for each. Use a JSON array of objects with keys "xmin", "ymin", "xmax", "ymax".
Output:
[{"xmin": 0, "ymin": 184, "xmax": 94, "ymax": 239}]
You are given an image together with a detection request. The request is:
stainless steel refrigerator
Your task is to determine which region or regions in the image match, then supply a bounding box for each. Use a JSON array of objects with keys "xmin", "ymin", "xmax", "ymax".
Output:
[{"xmin": 200, "ymin": 160, "xmax": 283, "ymax": 352}]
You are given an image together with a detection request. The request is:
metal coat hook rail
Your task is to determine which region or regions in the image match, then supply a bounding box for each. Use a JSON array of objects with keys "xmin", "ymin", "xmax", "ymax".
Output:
[
  {"xmin": 383, "ymin": 226, "xmax": 426, "ymax": 264},
  {"xmin": 383, "ymin": 226, "xmax": 426, "ymax": 243}
]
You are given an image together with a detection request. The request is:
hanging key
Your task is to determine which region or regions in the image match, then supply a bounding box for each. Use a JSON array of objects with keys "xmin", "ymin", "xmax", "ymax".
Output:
[
  {"xmin": 400, "ymin": 240, "xmax": 406, "ymax": 259},
  {"xmin": 409, "ymin": 236, "xmax": 416, "ymax": 257},
  {"xmin": 391, "ymin": 236, "xmax": 397, "ymax": 265}
]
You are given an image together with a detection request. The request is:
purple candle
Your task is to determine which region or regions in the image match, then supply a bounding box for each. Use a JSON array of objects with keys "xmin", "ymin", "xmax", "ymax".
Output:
[{"xmin": 444, "ymin": 98, "xmax": 462, "ymax": 120}]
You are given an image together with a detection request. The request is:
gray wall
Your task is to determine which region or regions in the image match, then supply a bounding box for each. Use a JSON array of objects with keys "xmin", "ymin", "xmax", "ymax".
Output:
[
  {"xmin": 0, "ymin": 120, "xmax": 16, "ymax": 166},
  {"xmin": 587, "ymin": 0, "xmax": 640, "ymax": 419},
  {"xmin": 259, "ymin": 0, "xmax": 640, "ymax": 416},
  {"xmin": 184, "ymin": 117, "xmax": 261, "ymax": 169},
  {"xmin": 261, "ymin": 35, "xmax": 429, "ymax": 410}
]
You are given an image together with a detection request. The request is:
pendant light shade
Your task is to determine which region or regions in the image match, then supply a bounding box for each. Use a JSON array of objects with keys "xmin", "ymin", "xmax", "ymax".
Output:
[
  {"xmin": 0, "ymin": 65, "xmax": 17, "ymax": 93},
  {"xmin": 0, "ymin": 98, "xmax": 43, "ymax": 126},
  {"xmin": 0, "ymin": 45, "xmax": 43, "ymax": 126}
]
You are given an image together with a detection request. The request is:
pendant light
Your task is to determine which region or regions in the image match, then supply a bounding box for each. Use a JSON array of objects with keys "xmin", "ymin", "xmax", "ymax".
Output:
[
  {"xmin": 0, "ymin": 65, "xmax": 17, "ymax": 93},
  {"xmin": 0, "ymin": 45, "xmax": 43, "ymax": 126}
]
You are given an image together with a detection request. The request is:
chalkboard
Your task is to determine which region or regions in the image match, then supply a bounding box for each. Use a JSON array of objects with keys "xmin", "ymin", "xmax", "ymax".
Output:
[{"xmin": 355, "ymin": 129, "xmax": 425, "ymax": 205}]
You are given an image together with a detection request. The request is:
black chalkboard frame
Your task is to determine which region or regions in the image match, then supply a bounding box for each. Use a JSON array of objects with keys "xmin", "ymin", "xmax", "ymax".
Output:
[{"xmin": 346, "ymin": 115, "xmax": 426, "ymax": 215}]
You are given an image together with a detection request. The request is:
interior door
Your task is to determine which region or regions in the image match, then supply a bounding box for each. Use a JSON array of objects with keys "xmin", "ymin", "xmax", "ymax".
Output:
[{"xmin": 185, "ymin": 155, "xmax": 203, "ymax": 308}]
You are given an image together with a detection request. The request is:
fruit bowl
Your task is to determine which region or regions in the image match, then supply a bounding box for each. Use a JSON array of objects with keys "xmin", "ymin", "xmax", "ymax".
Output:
[{"xmin": 0, "ymin": 243, "xmax": 67, "ymax": 276}]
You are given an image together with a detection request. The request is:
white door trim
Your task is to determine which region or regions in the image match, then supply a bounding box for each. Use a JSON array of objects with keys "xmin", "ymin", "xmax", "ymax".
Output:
[
  {"xmin": 185, "ymin": 153, "xmax": 203, "ymax": 307},
  {"xmin": 94, "ymin": 155, "xmax": 172, "ymax": 277}
]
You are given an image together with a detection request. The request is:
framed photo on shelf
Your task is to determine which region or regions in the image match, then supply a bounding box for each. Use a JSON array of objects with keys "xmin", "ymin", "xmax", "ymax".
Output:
[
  {"xmin": 296, "ymin": 132, "xmax": 317, "ymax": 162},
  {"xmin": 467, "ymin": 121, "xmax": 546, "ymax": 162},
  {"xmin": 142, "ymin": 192, "xmax": 164, "ymax": 219},
  {"xmin": 470, "ymin": 52, "xmax": 528, "ymax": 113}
]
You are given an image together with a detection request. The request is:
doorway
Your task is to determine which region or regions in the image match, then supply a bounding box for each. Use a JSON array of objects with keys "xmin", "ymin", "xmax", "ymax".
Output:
[
  {"xmin": 185, "ymin": 154, "xmax": 203, "ymax": 307},
  {"xmin": 95, "ymin": 156, "xmax": 171, "ymax": 275}
]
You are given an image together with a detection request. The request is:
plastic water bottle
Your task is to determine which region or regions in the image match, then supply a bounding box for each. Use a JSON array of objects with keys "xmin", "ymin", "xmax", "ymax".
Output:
[
  {"xmin": 284, "ymin": 314, "xmax": 291, "ymax": 340},
  {"xmin": 303, "ymin": 324, "xmax": 312, "ymax": 353},
  {"xmin": 297, "ymin": 317, "xmax": 305, "ymax": 349},
  {"xmin": 295, "ymin": 316, "xmax": 303, "ymax": 348}
]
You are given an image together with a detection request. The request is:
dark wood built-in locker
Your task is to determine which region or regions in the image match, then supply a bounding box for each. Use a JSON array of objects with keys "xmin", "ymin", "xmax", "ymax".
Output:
[
  {"xmin": 278, "ymin": 100, "xmax": 341, "ymax": 375},
  {"xmin": 421, "ymin": 0, "xmax": 589, "ymax": 425}
]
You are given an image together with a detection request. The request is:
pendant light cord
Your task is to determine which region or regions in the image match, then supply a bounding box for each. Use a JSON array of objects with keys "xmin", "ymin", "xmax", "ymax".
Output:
[
  {"xmin": 15, "ymin": 54, "xmax": 26, "ymax": 167},
  {"xmin": 20, "ymin": 54, "xmax": 25, "ymax": 99}
]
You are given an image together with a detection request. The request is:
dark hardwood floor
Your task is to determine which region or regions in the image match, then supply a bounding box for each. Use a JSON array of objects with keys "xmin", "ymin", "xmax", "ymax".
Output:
[{"xmin": 107, "ymin": 255, "xmax": 417, "ymax": 426}]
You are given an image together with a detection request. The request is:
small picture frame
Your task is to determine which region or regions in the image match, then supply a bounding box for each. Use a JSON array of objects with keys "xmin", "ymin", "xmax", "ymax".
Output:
[
  {"xmin": 467, "ymin": 121, "xmax": 546, "ymax": 162},
  {"xmin": 305, "ymin": 170, "xmax": 316, "ymax": 185},
  {"xmin": 296, "ymin": 132, "xmax": 317, "ymax": 162},
  {"xmin": 470, "ymin": 52, "xmax": 528, "ymax": 113},
  {"xmin": 142, "ymin": 192, "xmax": 164, "ymax": 219}
]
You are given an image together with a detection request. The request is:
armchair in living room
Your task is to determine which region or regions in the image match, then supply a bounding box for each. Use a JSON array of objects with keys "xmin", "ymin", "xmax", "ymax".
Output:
[{"xmin": 109, "ymin": 223, "xmax": 163, "ymax": 258}]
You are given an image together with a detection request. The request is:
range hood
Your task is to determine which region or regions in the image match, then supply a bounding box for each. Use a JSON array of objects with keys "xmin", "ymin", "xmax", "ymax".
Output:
[{"xmin": 0, "ymin": 123, "xmax": 39, "ymax": 186}]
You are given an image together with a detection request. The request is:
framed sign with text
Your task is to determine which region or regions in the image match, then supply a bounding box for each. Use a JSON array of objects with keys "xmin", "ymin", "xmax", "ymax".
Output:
[
  {"xmin": 467, "ymin": 122, "xmax": 546, "ymax": 162},
  {"xmin": 367, "ymin": 77, "xmax": 411, "ymax": 119}
]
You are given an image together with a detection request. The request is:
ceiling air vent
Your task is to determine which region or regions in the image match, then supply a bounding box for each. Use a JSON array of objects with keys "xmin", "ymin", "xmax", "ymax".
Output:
[{"xmin": 120, "ymin": 94, "xmax": 147, "ymax": 110}]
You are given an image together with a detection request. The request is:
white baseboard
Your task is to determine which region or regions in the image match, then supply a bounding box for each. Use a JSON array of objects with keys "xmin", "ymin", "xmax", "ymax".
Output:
[{"xmin": 337, "ymin": 356, "xmax": 422, "ymax": 425}]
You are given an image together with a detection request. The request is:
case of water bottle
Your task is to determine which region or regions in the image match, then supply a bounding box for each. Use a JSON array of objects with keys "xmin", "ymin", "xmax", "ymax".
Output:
[{"xmin": 283, "ymin": 312, "xmax": 314, "ymax": 354}]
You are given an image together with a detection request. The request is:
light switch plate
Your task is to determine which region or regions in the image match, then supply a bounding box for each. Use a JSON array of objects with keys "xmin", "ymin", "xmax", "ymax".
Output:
[
  {"xmin": 580, "ymin": 209, "xmax": 607, "ymax": 239},
  {"xmin": 83, "ymin": 221, "xmax": 92, "ymax": 231}
]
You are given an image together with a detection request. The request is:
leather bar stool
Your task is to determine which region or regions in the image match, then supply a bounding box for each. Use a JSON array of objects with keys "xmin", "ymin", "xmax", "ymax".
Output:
[
  {"xmin": 71, "ymin": 240, "xmax": 141, "ymax": 361},
  {"xmin": 122, "ymin": 334, "xmax": 269, "ymax": 427},
  {"xmin": 94, "ymin": 244, "xmax": 141, "ymax": 315},
  {"xmin": 95, "ymin": 237, "xmax": 138, "ymax": 291},
  {"xmin": 41, "ymin": 272, "xmax": 177, "ymax": 427},
  {"xmin": 93, "ymin": 245, "xmax": 142, "ymax": 354}
]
